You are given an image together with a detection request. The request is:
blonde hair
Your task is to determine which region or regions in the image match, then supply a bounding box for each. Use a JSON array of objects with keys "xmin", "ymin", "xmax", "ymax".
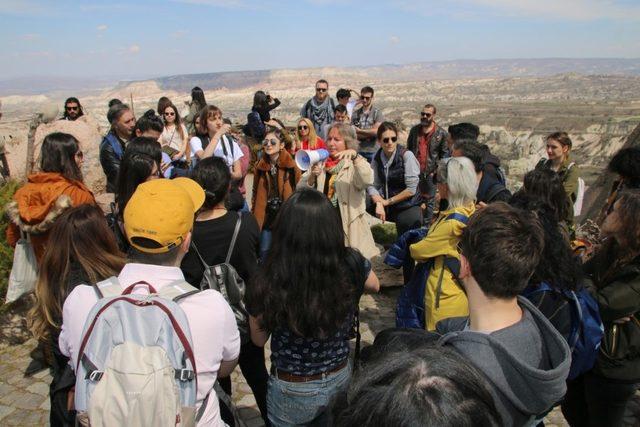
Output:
[
  {"xmin": 296, "ymin": 118, "xmax": 320, "ymax": 149},
  {"xmin": 437, "ymin": 157, "xmax": 478, "ymax": 208}
]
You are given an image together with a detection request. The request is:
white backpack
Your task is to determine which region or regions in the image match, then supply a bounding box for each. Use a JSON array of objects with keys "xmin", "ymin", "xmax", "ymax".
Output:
[
  {"xmin": 74, "ymin": 278, "xmax": 203, "ymax": 427},
  {"xmin": 567, "ymin": 162, "xmax": 586, "ymax": 217}
]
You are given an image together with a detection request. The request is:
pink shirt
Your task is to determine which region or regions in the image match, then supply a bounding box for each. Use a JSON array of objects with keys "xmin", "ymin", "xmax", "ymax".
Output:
[{"xmin": 59, "ymin": 263, "xmax": 241, "ymax": 427}]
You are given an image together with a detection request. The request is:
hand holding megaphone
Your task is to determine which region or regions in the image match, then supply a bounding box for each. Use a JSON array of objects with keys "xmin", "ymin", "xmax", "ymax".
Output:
[{"xmin": 295, "ymin": 148, "xmax": 329, "ymax": 171}]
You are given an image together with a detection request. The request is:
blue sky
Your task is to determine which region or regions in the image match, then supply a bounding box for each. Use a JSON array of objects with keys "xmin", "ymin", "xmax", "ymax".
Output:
[{"xmin": 1, "ymin": 0, "xmax": 639, "ymax": 80}]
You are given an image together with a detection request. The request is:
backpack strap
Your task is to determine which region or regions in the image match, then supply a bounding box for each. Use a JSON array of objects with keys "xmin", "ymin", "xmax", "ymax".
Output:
[
  {"xmin": 225, "ymin": 212, "xmax": 243, "ymax": 264},
  {"xmin": 567, "ymin": 290, "xmax": 583, "ymax": 351},
  {"xmin": 197, "ymin": 381, "xmax": 233, "ymax": 423},
  {"xmin": 92, "ymin": 277, "xmax": 122, "ymax": 299},
  {"xmin": 445, "ymin": 212, "xmax": 469, "ymax": 225},
  {"xmin": 157, "ymin": 279, "xmax": 201, "ymax": 303}
]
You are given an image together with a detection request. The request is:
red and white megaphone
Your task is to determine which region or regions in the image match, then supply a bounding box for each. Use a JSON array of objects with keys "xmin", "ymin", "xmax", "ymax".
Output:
[{"xmin": 295, "ymin": 148, "xmax": 329, "ymax": 171}]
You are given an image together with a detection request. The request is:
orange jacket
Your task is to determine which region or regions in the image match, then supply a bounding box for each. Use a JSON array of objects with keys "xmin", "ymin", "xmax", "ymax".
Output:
[{"xmin": 6, "ymin": 172, "xmax": 95, "ymax": 263}]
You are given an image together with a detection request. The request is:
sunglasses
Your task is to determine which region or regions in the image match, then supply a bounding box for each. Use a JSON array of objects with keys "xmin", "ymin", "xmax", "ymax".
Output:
[
  {"xmin": 66, "ymin": 106, "xmax": 79, "ymax": 111},
  {"xmin": 262, "ymin": 138, "xmax": 279, "ymax": 146},
  {"xmin": 164, "ymin": 112, "xmax": 175, "ymax": 116},
  {"xmin": 360, "ymin": 95, "xmax": 372, "ymax": 100},
  {"xmin": 298, "ymin": 125, "xmax": 309, "ymax": 130},
  {"xmin": 382, "ymin": 137, "xmax": 398, "ymax": 143},
  {"xmin": 316, "ymin": 88, "xmax": 327, "ymax": 92},
  {"xmin": 421, "ymin": 112, "xmax": 433, "ymax": 118}
]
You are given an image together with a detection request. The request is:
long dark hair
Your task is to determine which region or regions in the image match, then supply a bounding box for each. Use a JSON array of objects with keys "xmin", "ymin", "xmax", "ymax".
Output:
[
  {"xmin": 28, "ymin": 204, "xmax": 125, "ymax": 340},
  {"xmin": 191, "ymin": 86, "xmax": 207, "ymax": 109},
  {"xmin": 40, "ymin": 132, "xmax": 83, "ymax": 182},
  {"xmin": 253, "ymin": 90, "xmax": 269, "ymax": 109},
  {"xmin": 247, "ymin": 188, "xmax": 354, "ymax": 337},
  {"xmin": 522, "ymin": 168, "xmax": 571, "ymax": 223},
  {"xmin": 612, "ymin": 190, "xmax": 640, "ymax": 257},
  {"xmin": 116, "ymin": 137, "xmax": 162, "ymax": 215},
  {"xmin": 509, "ymin": 192, "xmax": 581, "ymax": 290}
]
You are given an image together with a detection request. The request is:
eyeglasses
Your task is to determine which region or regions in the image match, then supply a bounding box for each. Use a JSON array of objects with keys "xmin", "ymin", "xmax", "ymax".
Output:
[
  {"xmin": 262, "ymin": 139, "xmax": 279, "ymax": 147},
  {"xmin": 75, "ymin": 151, "xmax": 84, "ymax": 160},
  {"xmin": 66, "ymin": 106, "xmax": 79, "ymax": 111},
  {"xmin": 382, "ymin": 137, "xmax": 398, "ymax": 143},
  {"xmin": 360, "ymin": 95, "xmax": 372, "ymax": 101},
  {"xmin": 421, "ymin": 112, "xmax": 433, "ymax": 118},
  {"xmin": 316, "ymin": 88, "xmax": 327, "ymax": 92},
  {"xmin": 164, "ymin": 112, "xmax": 175, "ymax": 116},
  {"xmin": 298, "ymin": 125, "xmax": 309, "ymax": 130}
]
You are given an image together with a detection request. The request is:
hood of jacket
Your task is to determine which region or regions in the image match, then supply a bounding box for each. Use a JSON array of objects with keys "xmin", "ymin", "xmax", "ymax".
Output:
[
  {"xmin": 7, "ymin": 172, "xmax": 81, "ymax": 232},
  {"xmin": 438, "ymin": 297, "xmax": 571, "ymax": 423}
]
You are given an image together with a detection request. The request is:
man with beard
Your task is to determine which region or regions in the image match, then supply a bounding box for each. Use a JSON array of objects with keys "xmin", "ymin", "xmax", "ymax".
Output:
[
  {"xmin": 352, "ymin": 86, "xmax": 384, "ymax": 163},
  {"xmin": 62, "ymin": 97, "xmax": 84, "ymax": 121},
  {"xmin": 300, "ymin": 79, "xmax": 336, "ymax": 135},
  {"xmin": 406, "ymin": 104, "xmax": 448, "ymax": 224}
]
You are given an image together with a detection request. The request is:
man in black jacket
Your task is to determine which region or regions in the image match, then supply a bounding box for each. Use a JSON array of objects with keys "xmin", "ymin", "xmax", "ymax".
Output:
[
  {"xmin": 100, "ymin": 103, "xmax": 135, "ymax": 193},
  {"xmin": 452, "ymin": 140, "xmax": 511, "ymax": 205},
  {"xmin": 406, "ymin": 104, "xmax": 448, "ymax": 224}
]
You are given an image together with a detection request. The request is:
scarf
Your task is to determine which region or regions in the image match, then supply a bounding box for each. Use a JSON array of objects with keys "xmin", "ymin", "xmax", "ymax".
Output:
[
  {"xmin": 307, "ymin": 97, "xmax": 333, "ymax": 131},
  {"xmin": 326, "ymin": 159, "xmax": 346, "ymax": 206}
]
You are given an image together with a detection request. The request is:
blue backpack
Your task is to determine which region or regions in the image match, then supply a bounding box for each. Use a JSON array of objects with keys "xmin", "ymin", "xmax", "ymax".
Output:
[
  {"xmin": 396, "ymin": 213, "xmax": 469, "ymax": 329},
  {"xmin": 243, "ymin": 111, "xmax": 266, "ymax": 139},
  {"xmin": 523, "ymin": 282, "xmax": 604, "ymax": 380}
]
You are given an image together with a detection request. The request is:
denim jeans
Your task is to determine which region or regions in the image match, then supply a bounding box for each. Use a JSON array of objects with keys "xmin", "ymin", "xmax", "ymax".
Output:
[
  {"xmin": 267, "ymin": 364, "xmax": 351, "ymax": 427},
  {"xmin": 260, "ymin": 229, "xmax": 272, "ymax": 262}
]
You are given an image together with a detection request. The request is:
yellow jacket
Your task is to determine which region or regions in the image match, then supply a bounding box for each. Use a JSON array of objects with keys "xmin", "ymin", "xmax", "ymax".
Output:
[{"xmin": 409, "ymin": 202, "xmax": 476, "ymax": 330}]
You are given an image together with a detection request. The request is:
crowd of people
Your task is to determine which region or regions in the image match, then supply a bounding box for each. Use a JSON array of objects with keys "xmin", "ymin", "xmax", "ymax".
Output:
[{"xmin": 4, "ymin": 79, "xmax": 640, "ymax": 427}]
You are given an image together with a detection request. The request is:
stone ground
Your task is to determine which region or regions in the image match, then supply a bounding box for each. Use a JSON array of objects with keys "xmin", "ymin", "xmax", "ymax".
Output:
[{"xmin": 0, "ymin": 257, "xmax": 573, "ymax": 427}]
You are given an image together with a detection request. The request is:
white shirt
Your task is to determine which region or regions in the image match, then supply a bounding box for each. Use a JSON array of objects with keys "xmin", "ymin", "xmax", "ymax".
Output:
[
  {"xmin": 189, "ymin": 135, "xmax": 243, "ymax": 169},
  {"xmin": 160, "ymin": 124, "xmax": 188, "ymax": 153},
  {"xmin": 59, "ymin": 263, "xmax": 241, "ymax": 427}
]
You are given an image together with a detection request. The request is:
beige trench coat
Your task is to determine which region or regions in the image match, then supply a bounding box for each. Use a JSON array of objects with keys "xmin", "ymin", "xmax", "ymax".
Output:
[{"xmin": 299, "ymin": 156, "xmax": 380, "ymax": 260}]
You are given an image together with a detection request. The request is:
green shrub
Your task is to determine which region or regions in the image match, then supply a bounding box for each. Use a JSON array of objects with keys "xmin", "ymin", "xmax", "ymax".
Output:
[
  {"xmin": 371, "ymin": 223, "xmax": 398, "ymax": 246},
  {"xmin": 0, "ymin": 180, "xmax": 19, "ymax": 302}
]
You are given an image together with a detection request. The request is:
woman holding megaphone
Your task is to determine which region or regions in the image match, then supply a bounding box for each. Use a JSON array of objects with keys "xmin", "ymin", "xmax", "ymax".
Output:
[
  {"xmin": 252, "ymin": 126, "xmax": 301, "ymax": 260},
  {"xmin": 299, "ymin": 123, "xmax": 379, "ymax": 260}
]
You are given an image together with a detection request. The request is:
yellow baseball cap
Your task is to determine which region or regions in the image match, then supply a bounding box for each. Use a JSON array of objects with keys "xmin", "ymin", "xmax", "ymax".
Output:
[{"xmin": 124, "ymin": 177, "xmax": 205, "ymax": 254}]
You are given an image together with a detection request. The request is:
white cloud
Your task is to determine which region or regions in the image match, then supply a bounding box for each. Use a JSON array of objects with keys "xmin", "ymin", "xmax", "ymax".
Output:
[
  {"xmin": 390, "ymin": 35, "xmax": 400, "ymax": 45},
  {"xmin": 97, "ymin": 24, "xmax": 108, "ymax": 31},
  {"xmin": 396, "ymin": 0, "xmax": 640, "ymax": 21},
  {"xmin": 129, "ymin": 45, "xmax": 140, "ymax": 53}
]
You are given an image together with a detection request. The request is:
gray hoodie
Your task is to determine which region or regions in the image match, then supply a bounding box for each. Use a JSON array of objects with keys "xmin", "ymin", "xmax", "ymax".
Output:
[{"xmin": 436, "ymin": 296, "xmax": 571, "ymax": 427}]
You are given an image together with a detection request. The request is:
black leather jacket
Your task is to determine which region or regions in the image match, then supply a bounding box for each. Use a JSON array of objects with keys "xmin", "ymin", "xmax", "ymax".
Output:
[
  {"xmin": 585, "ymin": 244, "xmax": 640, "ymax": 382},
  {"xmin": 99, "ymin": 132, "xmax": 126, "ymax": 193}
]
